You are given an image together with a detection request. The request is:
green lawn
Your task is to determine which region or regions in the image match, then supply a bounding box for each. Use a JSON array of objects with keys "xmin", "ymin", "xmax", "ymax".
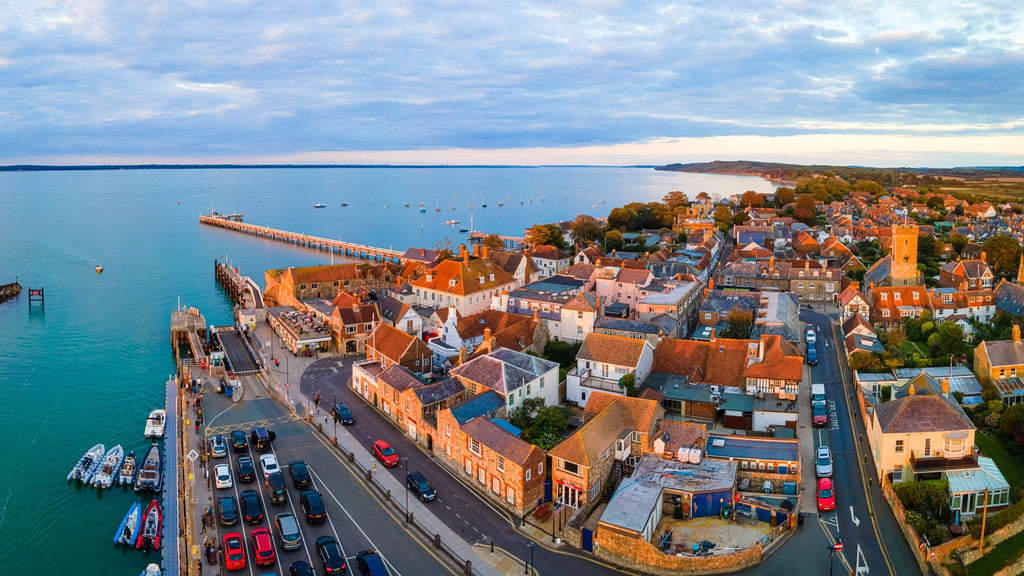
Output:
[
  {"xmin": 901, "ymin": 340, "xmax": 930, "ymax": 357},
  {"xmin": 968, "ymin": 528, "xmax": 1024, "ymax": 575},
  {"xmin": 975, "ymin": 433, "xmax": 1024, "ymax": 489}
]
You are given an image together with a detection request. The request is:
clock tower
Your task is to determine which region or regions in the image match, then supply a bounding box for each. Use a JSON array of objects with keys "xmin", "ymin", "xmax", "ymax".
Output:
[{"xmin": 890, "ymin": 224, "xmax": 921, "ymax": 286}]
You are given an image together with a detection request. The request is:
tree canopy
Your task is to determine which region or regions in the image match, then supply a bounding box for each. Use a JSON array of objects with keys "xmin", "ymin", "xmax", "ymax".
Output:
[
  {"xmin": 528, "ymin": 223, "xmax": 567, "ymax": 250},
  {"xmin": 982, "ymin": 235, "xmax": 1023, "ymax": 279}
]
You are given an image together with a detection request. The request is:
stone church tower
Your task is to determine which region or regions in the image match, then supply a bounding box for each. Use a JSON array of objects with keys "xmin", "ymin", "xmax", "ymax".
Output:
[{"xmin": 889, "ymin": 223, "xmax": 922, "ymax": 286}]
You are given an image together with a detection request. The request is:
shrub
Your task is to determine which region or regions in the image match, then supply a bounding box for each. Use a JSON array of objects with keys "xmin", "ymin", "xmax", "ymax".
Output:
[{"xmin": 967, "ymin": 498, "xmax": 1024, "ymax": 539}]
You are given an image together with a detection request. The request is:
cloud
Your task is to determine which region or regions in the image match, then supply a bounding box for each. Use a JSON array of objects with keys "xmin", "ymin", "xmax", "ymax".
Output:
[{"xmin": 0, "ymin": 0, "xmax": 1022, "ymax": 165}]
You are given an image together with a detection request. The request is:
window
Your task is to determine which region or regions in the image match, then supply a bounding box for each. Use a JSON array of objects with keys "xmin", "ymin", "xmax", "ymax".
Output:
[
  {"xmin": 758, "ymin": 462, "xmax": 766, "ymax": 470},
  {"xmin": 506, "ymin": 486, "xmax": 515, "ymax": 504},
  {"xmin": 538, "ymin": 462, "xmax": 544, "ymax": 475},
  {"xmin": 924, "ymin": 438, "xmax": 931, "ymax": 457},
  {"xmin": 895, "ymin": 439, "xmax": 904, "ymax": 453},
  {"xmin": 497, "ymin": 456, "xmax": 505, "ymax": 472},
  {"xmin": 742, "ymin": 461, "xmax": 749, "ymax": 469},
  {"xmin": 469, "ymin": 437, "xmax": 482, "ymax": 457},
  {"xmin": 526, "ymin": 468, "xmax": 532, "ymax": 481},
  {"xmin": 944, "ymin": 436, "xmax": 965, "ymax": 454},
  {"xmin": 767, "ymin": 463, "xmax": 774, "ymax": 471},
  {"xmin": 445, "ymin": 423, "xmax": 451, "ymax": 438},
  {"xmin": 561, "ymin": 460, "xmax": 580, "ymax": 475},
  {"xmin": 631, "ymin": 431, "xmax": 641, "ymax": 442},
  {"xmin": 881, "ymin": 293, "xmax": 888, "ymax": 301},
  {"xmin": 526, "ymin": 384, "xmax": 532, "ymax": 395},
  {"xmin": 346, "ymin": 326, "xmax": 357, "ymax": 334},
  {"xmin": 540, "ymin": 376, "xmax": 545, "ymax": 389}
]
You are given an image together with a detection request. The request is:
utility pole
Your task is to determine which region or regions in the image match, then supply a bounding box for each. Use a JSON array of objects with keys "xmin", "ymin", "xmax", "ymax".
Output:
[{"xmin": 979, "ymin": 487, "xmax": 990, "ymax": 554}]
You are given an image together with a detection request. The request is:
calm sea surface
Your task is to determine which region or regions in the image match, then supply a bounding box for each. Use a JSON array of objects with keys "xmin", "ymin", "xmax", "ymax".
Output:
[{"xmin": 0, "ymin": 167, "xmax": 770, "ymax": 575}]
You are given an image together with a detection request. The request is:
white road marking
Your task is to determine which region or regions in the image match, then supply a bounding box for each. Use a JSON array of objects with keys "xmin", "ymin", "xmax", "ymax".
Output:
[
  {"xmin": 850, "ymin": 506, "xmax": 860, "ymax": 527},
  {"xmin": 856, "ymin": 543, "xmax": 870, "ymax": 574}
]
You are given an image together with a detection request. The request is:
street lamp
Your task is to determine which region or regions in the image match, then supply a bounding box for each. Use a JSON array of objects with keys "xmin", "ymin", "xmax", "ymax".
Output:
[
  {"xmin": 827, "ymin": 538, "xmax": 843, "ymax": 576},
  {"xmin": 525, "ymin": 541, "xmax": 534, "ymax": 574},
  {"xmin": 332, "ymin": 391, "xmax": 338, "ymax": 441}
]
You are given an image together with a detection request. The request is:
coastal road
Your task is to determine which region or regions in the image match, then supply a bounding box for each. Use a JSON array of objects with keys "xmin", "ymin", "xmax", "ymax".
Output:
[
  {"xmin": 202, "ymin": 387, "xmax": 454, "ymax": 576},
  {"xmin": 300, "ymin": 357, "xmax": 632, "ymax": 576}
]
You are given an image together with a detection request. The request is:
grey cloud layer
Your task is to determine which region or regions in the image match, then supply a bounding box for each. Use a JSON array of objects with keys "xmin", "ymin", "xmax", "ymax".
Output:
[{"xmin": 1, "ymin": 0, "xmax": 1021, "ymax": 158}]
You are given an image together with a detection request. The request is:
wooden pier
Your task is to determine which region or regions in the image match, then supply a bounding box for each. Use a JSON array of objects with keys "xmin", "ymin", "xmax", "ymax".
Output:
[{"xmin": 199, "ymin": 213, "xmax": 406, "ymax": 263}]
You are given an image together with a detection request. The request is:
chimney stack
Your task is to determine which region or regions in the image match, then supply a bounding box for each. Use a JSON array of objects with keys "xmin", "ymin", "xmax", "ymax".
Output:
[
  {"xmin": 1013, "ymin": 324, "xmax": 1021, "ymax": 343},
  {"xmin": 710, "ymin": 328, "xmax": 716, "ymax": 342},
  {"xmin": 458, "ymin": 346, "xmax": 466, "ymax": 366},
  {"xmin": 460, "ymin": 244, "xmax": 469, "ymax": 263},
  {"xmin": 942, "ymin": 378, "xmax": 950, "ymax": 398},
  {"xmin": 709, "ymin": 278, "xmax": 715, "ymax": 291},
  {"xmin": 473, "ymin": 244, "xmax": 481, "ymax": 258},
  {"xmin": 483, "ymin": 328, "xmax": 492, "ymax": 352},
  {"xmin": 523, "ymin": 249, "xmax": 532, "ymax": 285},
  {"xmin": 908, "ymin": 382, "xmax": 916, "ymax": 396},
  {"xmin": 482, "ymin": 246, "xmax": 490, "ymax": 259}
]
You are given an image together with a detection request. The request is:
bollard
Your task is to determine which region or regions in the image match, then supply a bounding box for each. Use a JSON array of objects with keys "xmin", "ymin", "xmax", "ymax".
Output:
[
  {"xmin": 386, "ymin": 489, "xmax": 391, "ymax": 501},
  {"xmin": 464, "ymin": 560, "xmax": 472, "ymax": 576},
  {"xmin": 434, "ymin": 534, "xmax": 442, "ymax": 548},
  {"xmin": 491, "ymin": 539, "xmax": 494, "ymax": 553},
  {"xmin": 348, "ymin": 452, "xmax": 355, "ymax": 463},
  {"xmin": 365, "ymin": 470, "xmax": 372, "ymax": 482},
  {"xmin": 408, "ymin": 511, "xmax": 414, "ymax": 524}
]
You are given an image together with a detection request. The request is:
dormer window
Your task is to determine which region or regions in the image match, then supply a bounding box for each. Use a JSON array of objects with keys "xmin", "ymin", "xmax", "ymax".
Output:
[
  {"xmin": 449, "ymin": 279, "xmax": 457, "ymax": 287},
  {"xmin": 489, "ymin": 274, "xmax": 494, "ymax": 281},
  {"xmin": 478, "ymin": 276, "xmax": 485, "ymax": 284}
]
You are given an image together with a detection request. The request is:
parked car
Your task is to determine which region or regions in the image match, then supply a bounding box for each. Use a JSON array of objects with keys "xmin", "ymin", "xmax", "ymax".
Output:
[
  {"xmin": 300, "ymin": 490, "xmax": 327, "ymax": 524},
  {"xmin": 275, "ymin": 513, "xmax": 303, "ymax": 550},
  {"xmin": 259, "ymin": 453, "xmax": 280, "ymax": 478},
  {"xmin": 250, "ymin": 427, "xmax": 276, "ymax": 451},
  {"xmin": 332, "ymin": 403, "xmax": 355, "ymax": 425},
  {"xmin": 210, "ymin": 435, "xmax": 228, "ymax": 458},
  {"xmin": 316, "ymin": 535, "xmax": 348, "ymax": 575},
  {"xmin": 355, "ymin": 549, "xmax": 388, "ymax": 576},
  {"xmin": 372, "ymin": 440, "xmax": 399, "ymax": 467},
  {"xmin": 806, "ymin": 326, "xmax": 816, "ymax": 343},
  {"xmin": 815, "ymin": 445, "xmax": 834, "ymax": 478},
  {"xmin": 406, "ymin": 470, "xmax": 436, "ymax": 502},
  {"xmin": 231, "ymin": 429, "xmax": 248, "ymax": 453},
  {"xmin": 288, "ymin": 561, "xmax": 316, "ymax": 576},
  {"xmin": 215, "ymin": 464, "xmax": 233, "ymax": 489},
  {"xmin": 218, "ymin": 494, "xmax": 239, "ymax": 526},
  {"xmin": 266, "ymin": 471, "xmax": 288, "ymax": 504},
  {"xmin": 812, "ymin": 403, "xmax": 828, "ymax": 428},
  {"xmin": 241, "ymin": 489, "xmax": 265, "ymax": 524},
  {"xmin": 817, "ymin": 478, "xmax": 836, "ymax": 513},
  {"xmin": 289, "ymin": 460, "xmax": 313, "ymax": 489},
  {"xmin": 223, "ymin": 532, "xmax": 247, "ymax": 571},
  {"xmin": 250, "ymin": 527, "xmax": 276, "ymax": 566},
  {"xmin": 236, "ymin": 455, "xmax": 257, "ymax": 482}
]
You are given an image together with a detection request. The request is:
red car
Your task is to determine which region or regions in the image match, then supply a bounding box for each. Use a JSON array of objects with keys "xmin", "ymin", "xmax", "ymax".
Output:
[
  {"xmin": 817, "ymin": 478, "xmax": 836, "ymax": 513},
  {"xmin": 251, "ymin": 527, "xmax": 276, "ymax": 566},
  {"xmin": 223, "ymin": 532, "xmax": 246, "ymax": 571},
  {"xmin": 372, "ymin": 440, "xmax": 398, "ymax": 467}
]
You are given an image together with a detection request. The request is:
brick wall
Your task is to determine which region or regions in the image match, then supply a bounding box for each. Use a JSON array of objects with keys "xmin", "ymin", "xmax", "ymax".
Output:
[
  {"xmin": 736, "ymin": 470, "xmax": 801, "ymax": 494},
  {"xmin": 595, "ymin": 524, "xmax": 762, "ymax": 575},
  {"xmin": 880, "ymin": 475, "xmax": 930, "ymax": 575}
]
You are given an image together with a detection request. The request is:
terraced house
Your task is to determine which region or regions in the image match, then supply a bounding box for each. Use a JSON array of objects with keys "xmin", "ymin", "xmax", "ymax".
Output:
[{"xmin": 410, "ymin": 251, "xmax": 516, "ymax": 316}]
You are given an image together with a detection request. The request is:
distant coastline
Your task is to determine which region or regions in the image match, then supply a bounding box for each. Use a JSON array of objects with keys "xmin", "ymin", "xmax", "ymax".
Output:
[{"xmin": 656, "ymin": 160, "xmax": 1024, "ymax": 182}]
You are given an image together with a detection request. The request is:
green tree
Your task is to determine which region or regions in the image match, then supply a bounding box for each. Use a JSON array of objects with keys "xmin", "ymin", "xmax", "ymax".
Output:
[
  {"xmin": 982, "ymin": 235, "xmax": 1024, "ymax": 279},
  {"xmin": 927, "ymin": 321, "xmax": 970, "ymax": 359},
  {"xmin": 950, "ymin": 233, "xmax": 968, "ymax": 256},
  {"xmin": 713, "ymin": 205, "xmax": 733, "ymax": 232},
  {"xmin": 508, "ymin": 397, "xmax": 546, "ymax": 430},
  {"xmin": 619, "ymin": 373, "xmax": 637, "ymax": 396},
  {"xmin": 856, "ymin": 180, "xmax": 886, "ymax": 196},
  {"xmin": 732, "ymin": 212, "xmax": 751, "ymax": 226},
  {"xmin": 904, "ymin": 317, "xmax": 922, "ymax": 342},
  {"xmin": 569, "ymin": 215, "xmax": 605, "ymax": 247},
  {"xmin": 775, "ymin": 186, "xmax": 796, "ymax": 206},
  {"xmin": 528, "ymin": 224, "xmax": 567, "ymax": 250},
  {"xmin": 1000, "ymin": 404, "xmax": 1024, "ymax": 437},
  {"xmin": 521, "ymin": 405, "xmax": 572, "ymax": 450},
  {"xmin": 740, "ymin": 190, "xmax": 764, "ymax": 208},
  {"xmin": 663, "ymin": 190, "xmax": 689, "ymax": 211},
  {"xmin": 926, "ymin": 196, "xmax": 946, "ymax": 211},
  {"xmin": 721, "ymin": 309, "xmax": 753, "ymax": 339},
  {"xmin": 483, "ymin": 234, "xmax": 505, "ymax": 251},
  {"xmin": 849, "ymin": 352, "xmax": 884, "ymax": 372},
  {"xmin": 604, "ymin": 230, "xmax": 624, "ymax": 251},
  {"xmin": 607, "ymin": 207, "xmax": 634, "ymax": 231}
]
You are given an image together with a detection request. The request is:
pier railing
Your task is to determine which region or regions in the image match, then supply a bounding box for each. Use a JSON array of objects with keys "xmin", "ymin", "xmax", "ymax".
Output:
[{"xmin": 199, "ymin": 214, "xmax": 406, "ymax": 263}]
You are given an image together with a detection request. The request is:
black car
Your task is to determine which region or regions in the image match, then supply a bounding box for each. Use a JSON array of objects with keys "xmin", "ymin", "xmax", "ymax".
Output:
[
  {"xmin": 231, "ymin": 429, "xmax": 248, "ymax": 453},
  {"xmin": 236, "ymin": 455, "xmax": 257, "ymax": 482},
  {"xmin": 355, "ymin": 549, "xmax": 388, "ymax": 576},
  {"xmin": 406, "ymin": 470, "xmax": 436, "ymax": 502},
  {"xmin": 240, "ymin": 489, "xmax": 265, "ymax": 524},
  {"xmin": 289, "ymin": 460, "xmax": 312, "ymax": 489},
  {"xmin": 217, "ymin": 494, "xmax": 238, "ymax": 526},
  {"xmin": 332, "ymin": 403, "xmax": 355, "ymax": 425},
  {"xmin": 300, "ymin": 490, "xmax": 327, "ymax": 524},
  {"xmin": 316, "ymin": 535, "xmax": 347, "ymax": 575},
  {"xmin": 288, "ymin": 560, "xmax": 316, "ymax": 576}
]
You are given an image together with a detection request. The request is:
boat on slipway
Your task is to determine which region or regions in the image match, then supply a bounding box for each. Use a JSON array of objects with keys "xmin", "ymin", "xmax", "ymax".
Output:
[
  {"xmin": 140, "ymin": 563, "xmax": 162, "ymax": 576},
  {"xmin": 114, "ymin": 502, "xmax": 143, "ymax": 546},
  {"xmin": 90, "ymin": 444, "xmax": 124, "ymax": 489},
  {"xmin": 67, "ymin": 443, "xmax": 105, "ymax": 483},
  {"xmin": 136, "ymin": 499, "xmax": 162, "ymax": 551},
  {"xmin": 144, "ymin": 409, "xmax": 166, "ymax": 438},
  {"xmin": 134, "ymin": 442, "xmax": 163, "ymax": 493},
  {"xmin": 117, "ymin": 450, "xmax": 137, "ymax": 487}
]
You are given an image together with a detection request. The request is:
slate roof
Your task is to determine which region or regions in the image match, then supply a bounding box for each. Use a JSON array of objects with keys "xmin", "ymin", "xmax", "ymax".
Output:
[
  {"xmin": 461, "ymin": 417, "xmax": 539, "ymax": 465},
  {"xmin": 993, "ymin": 279, "xmax": 1024, "ymax": 317},
  {"xmin": 874, "ymin": 394, "xmax": 973, "ymax": 434},
  {"xmin": 980, "ymin": 338, "xmax": 1024, "ymax": 368},
  {"xmin": 450, "ymin": 347, "xmax": 557, "ymax": 395},
  {"xmin": 704, "ymin": 434, "xmax": 799, "ymax": 462},
  {"xmin": 379, "ymin": 365, "xmax": 428, "ymax": 392},
  {"xmin": 864, "ymin": 255, "xmax": 893, "ymax": 286},
  {"xmin": 412, "ymin": 377, "xmax": 466, "ymax": 405},
  {"xmin": 595, "ymin": 316, "xmax": 666, "ymax": 335},
  {"xmin": 449, "ymin": 390, "xmax": 505, "ymax": 424}
]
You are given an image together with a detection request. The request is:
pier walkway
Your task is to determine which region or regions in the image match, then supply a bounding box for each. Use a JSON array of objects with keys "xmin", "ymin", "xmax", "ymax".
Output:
[
  {"xmin": 199, "ymin": 213, "xmax": 406, "ymax": 263},
  {"xmin": 162, "ymin": 376, "xmax": 180, "ymax": 575}
]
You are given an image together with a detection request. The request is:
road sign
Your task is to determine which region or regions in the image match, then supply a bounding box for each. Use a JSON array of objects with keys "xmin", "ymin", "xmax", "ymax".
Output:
[{"xmin": 834, "ymin": 541, "xmax": 844, "ymax": 552}]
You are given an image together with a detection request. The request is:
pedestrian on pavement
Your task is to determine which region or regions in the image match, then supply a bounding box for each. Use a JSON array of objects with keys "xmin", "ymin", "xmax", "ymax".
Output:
[
  {"xmin": 195, "ymin": 420, "xmax": 200, "ymax": 433},
  {"xmin": 197, "ymin": 558, "xmax": 202, "ymax": 575},
  {"xmin": 201, "ymin": 514, "xmax": 207, "ymax": 533}
]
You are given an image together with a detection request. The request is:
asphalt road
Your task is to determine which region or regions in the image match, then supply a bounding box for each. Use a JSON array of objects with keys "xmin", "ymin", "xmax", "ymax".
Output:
[
  {"xmin": 299, "ymin": 357, "xmax": 631, "ymax": 576},
  {"xmin": 202, "ymin": 387, "xmax": 454, "ymax": 576}
]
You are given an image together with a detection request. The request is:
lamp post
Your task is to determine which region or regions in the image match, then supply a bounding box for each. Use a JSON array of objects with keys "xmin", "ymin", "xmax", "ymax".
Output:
[
  {"xmin": 827, "ymin": 538, "xmax": 843, "ymax": 576},
  {"xmin": 525, "ymin": 541, "xmax": 534, "ymax": 574},
  {"xmin": 333, "ymin": 391, "xmax": 338, "ymax": 441}
]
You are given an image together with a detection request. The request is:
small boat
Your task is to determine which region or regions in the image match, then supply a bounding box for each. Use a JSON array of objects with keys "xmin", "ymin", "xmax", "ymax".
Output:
[
  {"xmin": 444, "ymin": 220, "xmax": 460, "ymax": 226},
  {"xmin": 68, "ymin": 443, "xmax": 105, "ymax": 483},
  {"xmin": 403, "ymin": 203, "xmax": 410, "ymax": 208},
  {"xmin": 497, "ymin": 203, "xmax": 504, "ymax": 207},
  {"xmin": 96, "ymin": 265, "xmax": 104, "ymax": 273},
  {"xmin": 134, "ymin": 442, "xmax": 163, "ymax": 493},
  {"xmin": 117, "ymin": 451, "xmax": 137, "ymax": 487},
  {"xmin": 114, "ymin": 502, "xmax": 143, "ymax": 546},
  {"xmin": 314, "ymin": 202, "xmax": 326, "ymax": 208},
  {"xmin": 137, "ymin": 499, "xmax": 162, "ymax": 551},
  {"xmin": 140, "ymin": 564, "xmax": 162, "ymax": 576},
  {"xmin": 482, "ymin": 203, "xmax": 488, "ymax": 208},
  {"xmin": 419, "ymin": 208, "xmax": 426, "ymax": 213},
  {"xmin": 144, "ymin": 409, "xmax": 166, "ymax": 438},
  {"xmin": 459, "ymin": 228, "xmax": 469, "ymax": 233},
  {"xmin": 91, "ymin": 444, "xmax": 124, "ymax": 489},
  {"xmin": 341, "ymin": 202, "xmax": 349, "ymax": 207}
]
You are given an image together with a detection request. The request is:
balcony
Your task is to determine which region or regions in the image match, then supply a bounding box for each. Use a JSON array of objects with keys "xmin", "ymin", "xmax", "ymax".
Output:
[
  {"xmin": 568, "ymin": 367, "xmax": 628, "ymax": 395},
  {"xmin": 909, "ymin": 452, "xmax": 978, "ymax": 474}
]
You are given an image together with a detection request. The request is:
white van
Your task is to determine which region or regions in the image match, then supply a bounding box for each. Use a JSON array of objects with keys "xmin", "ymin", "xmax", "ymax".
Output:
[{"xmin": 811, "ymin": 383, "xmax": 826, "ymax": 407}]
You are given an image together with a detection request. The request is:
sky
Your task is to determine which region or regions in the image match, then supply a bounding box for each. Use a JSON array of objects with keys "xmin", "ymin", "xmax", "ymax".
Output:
[{"xmin": 2, "ymin": 1, "xmax": 1023, "ymax": 167}]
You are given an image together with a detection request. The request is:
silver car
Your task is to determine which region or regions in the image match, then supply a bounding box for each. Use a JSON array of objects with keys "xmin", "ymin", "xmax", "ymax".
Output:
[
  {"xmin": 210, "ymin": 435, "xmax": 227, "ymax": 458},
  {"xmin": 815, "ymin": 445, "xmax": 833, "ymax": 478},
  {"xmin": 275, "ymin": 512, "xmax": 303, "ymax": 550}
]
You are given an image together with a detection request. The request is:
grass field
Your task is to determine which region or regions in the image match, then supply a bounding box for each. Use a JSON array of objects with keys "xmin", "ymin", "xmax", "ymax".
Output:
[
  {"xmin": 975, "ymin": 433, "xmax": 1024, "ymax": 489},
  {"xmin": 967, "ymin": 528, "xmax": 1024, "ymax": 575}
]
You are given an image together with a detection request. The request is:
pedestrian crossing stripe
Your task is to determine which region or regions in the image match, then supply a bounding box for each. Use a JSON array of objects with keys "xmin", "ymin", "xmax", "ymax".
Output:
[{"xmin": 203, "ymin": 413, "xmax": 302, "ymax": 436}]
